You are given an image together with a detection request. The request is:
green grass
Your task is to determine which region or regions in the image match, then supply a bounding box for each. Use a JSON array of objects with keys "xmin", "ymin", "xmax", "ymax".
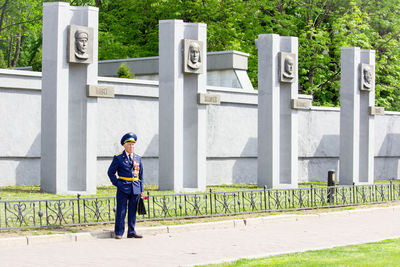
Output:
[
  {"xmin": 1, "ymin": 180, "xmax": 398, "ymax": 200},
  {"xmin": 204, "ymin": 238, "xmax": 400, "ymax": 266},
  {"xmin": 0, "ymin": 184, "xmax": 260, "ymax": 200}
]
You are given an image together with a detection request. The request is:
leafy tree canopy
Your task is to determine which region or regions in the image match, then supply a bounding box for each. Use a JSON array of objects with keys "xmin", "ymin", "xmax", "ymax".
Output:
[{"xmin": 3, "ymin": 0, "xmax": 400, "ymax": 110}]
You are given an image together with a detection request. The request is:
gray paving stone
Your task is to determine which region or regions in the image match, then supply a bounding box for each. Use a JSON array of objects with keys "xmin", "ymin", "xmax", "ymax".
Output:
[
  {"xmin": 0, "ymin": 236, "xmax": 27, "ymax": 247},
  {"xmin": 1, "ymin": 204, "xmax": 400, "ymax": 267},
  {"xmin": 27, "ymin": 233, "xmax": 74, "ymax": 245}
]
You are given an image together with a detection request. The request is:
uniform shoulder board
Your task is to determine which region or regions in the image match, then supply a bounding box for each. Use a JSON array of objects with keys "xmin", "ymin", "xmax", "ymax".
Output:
[{"xmin": 115, "ymin": 152, "xmax": 123, "ymax": 156}]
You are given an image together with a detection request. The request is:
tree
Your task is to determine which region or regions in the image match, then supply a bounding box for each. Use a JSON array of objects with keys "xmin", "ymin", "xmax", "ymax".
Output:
[
  {"xmin": 117, "ymin": 62, "xmax": 134, "ymax": 78},
  {"xmin": 0, "ymin": 0, "xmax": 42, "ymax": 68},
  {"xmin": 4, "ymin": 0, "xmax": 400, "ymax": 110}
]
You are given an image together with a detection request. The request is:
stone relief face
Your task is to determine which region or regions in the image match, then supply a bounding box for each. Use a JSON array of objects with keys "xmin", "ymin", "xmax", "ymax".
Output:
[
  {"xmin": 183, "ymin": 39, "xmax": 203, "ymax": 74},
  {"xmin": 187, "ymin": 42, "xmax": 201, "ymax": 70},
  {"xmin": 364, "ymin": 67, "xmax": 372, "ymax": 88},
  {"xmin": 75, "ymin": 30, "xmax": 89, "ymax": 60},
  {"xmin": 190, "ymin": 44, "xmax": 200, "ymax": 64},
  {"xmin": 361, "ymin": 64, "xmax": 374, "ymax": 91},
  {"xmin": 279, "ymin": 52, "xmax": 296, "ymax": 83},
  {"xmin": 68, "ymin": 25, "xmax": 93, "ymax": 64},
  {"xmin": 283, "ymin": 56, "xmax": 294, "ymax": 78}
]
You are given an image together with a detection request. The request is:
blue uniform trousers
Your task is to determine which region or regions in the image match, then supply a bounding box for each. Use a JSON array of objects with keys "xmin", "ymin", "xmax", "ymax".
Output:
[{"xmin": 115, "ymin": 188, "xmax": 139, "ymax": 236}]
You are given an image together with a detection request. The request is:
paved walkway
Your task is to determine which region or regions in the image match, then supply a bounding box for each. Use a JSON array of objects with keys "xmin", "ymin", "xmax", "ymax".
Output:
[{"xmin": 1, "ymin": 204, "xmax": 400, "ymax": 267}]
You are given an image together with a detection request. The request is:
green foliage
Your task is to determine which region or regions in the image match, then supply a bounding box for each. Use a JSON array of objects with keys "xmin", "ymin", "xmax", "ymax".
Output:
[
  {"xmin": 3, "ymin": 0, "xmax": 400, "ymax": 109},
  {"xmin": 117, "ymin": 62, "xmax": 134, "ymax": 78},
  {"xmin": 31, "ymin": 47, "xmax": 42, "ymax": 71},
  {"xmin": 0, "ymin": 0, "xmax": 42, "ymax": 68},
  {"xmin": 0, "ymin": 50, "xmax": 7, "ymax": 68}
]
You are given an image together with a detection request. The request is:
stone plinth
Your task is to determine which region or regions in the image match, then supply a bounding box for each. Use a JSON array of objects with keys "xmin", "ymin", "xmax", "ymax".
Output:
[
  {"xmin": 158, "ymin": 20, "xmax": 207, "ymax": 191},
  {"xmin": 339, "ymin": 48, "xmax": 375, "ymax": 185},
  {"xmin": 41, "ymin": 2, "xmax": 98, "ymax": 194},
  {"xmin": 256, "ymin": 34, "xmax": 299, "ymax": 189}
]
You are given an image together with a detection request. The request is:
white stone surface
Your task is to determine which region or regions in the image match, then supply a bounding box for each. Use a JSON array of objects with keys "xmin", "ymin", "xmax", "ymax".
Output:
[
  {"xmin": 158, "ymin": 20, "xmax": 207, "ymax": 191},
  {"xmin": 257, "ymin": 34, "xmax": 298, "ymax": 188},
  {"xmin": 0, "ymin": 159, "xmax": 40, "ymax": 186},
  {"xmin": 375, "ymin": 114, "xmax": 400, "ymax": 156},
  {"xmin": 206, "ymin": 158, "xmax": 257, "ymax": 185},
  {"xmin": 0, "ymin": 89, "xmax": 41, "ymax": 157},
  {"xmin": 207, "ymin": 104, "xmax": 257, "ymax": 157},
  {"xmin": 96, "ymin": 96, "xmax": 158, "ymax": 157},
  {"xmin": 3, "ymin": 70, "xmax": 400, "ymax": 186},
  {"xmin": 41, "ymin": 2, "xmax": 99, "ymax": 194},
  {"xmin": 298, "ymin": 158, "xmax": 339, "ymax": 182},
  {"xmin": 340, "ymin": 48, "xmax": 375, "ymax": 185},
  {"xmin": 3, "ymin": 73, "xmax": 400, "ymax": 186},
  {"xmin": 0, "ymin": 69, "xmax": 41, "ymax": 90},
  {"xmin": 98, "ymin": 51, "xmax": 252, "ymax": 91},
  {"xmin": 298, "ymin": 109, "xmax": 340, "ymax": 157}
]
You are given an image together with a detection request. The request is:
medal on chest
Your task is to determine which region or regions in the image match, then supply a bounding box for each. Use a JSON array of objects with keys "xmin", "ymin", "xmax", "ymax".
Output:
[{"xmin": 132, "ymin": 159, "xmax": 140, "ymax": 178}]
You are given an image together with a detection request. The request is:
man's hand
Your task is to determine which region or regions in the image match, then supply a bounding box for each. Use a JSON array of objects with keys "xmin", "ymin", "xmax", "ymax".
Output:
[{"xmin": 139, "ymin": 192, "xmax": 144, "ymax": 198}]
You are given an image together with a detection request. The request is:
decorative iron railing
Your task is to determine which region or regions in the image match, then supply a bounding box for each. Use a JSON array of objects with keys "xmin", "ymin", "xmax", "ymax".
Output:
[{"xmin": 1, "ymin": 182, "xmax": 399, "ymax": 230}]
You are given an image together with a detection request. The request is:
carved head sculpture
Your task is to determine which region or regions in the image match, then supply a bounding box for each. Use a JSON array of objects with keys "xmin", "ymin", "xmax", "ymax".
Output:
[
  {"xmin": 187, "ymin": 42, "xmax": 201, "ymax": 70},
  {"xmin": 74, "ymin": 30, "xmax": 89, "ymax": 59},
  {"xmin": 283, "ymin": 55, "xmax": 294, "ymax": 79},
  {"xmin": 363, "ymin": 65, "xmax": 373, "ymax": 90}
]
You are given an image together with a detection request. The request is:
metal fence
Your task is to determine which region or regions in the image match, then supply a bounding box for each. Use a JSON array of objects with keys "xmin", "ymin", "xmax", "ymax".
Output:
[{"xmin": 1, "ymin": 182, "xmax": 400, "ymax": 230}]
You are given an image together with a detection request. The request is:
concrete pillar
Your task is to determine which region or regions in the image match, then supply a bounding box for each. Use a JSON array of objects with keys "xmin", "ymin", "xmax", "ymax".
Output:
[
  {"xmin": 158, "ymin": 20, "xmax": 207, "ymax": 191},
  {"xmin": 256, "ymin": 34, "xmax": 298, "ymax": 189},
  {"xmin": 340, "ymin": 47, "xmax": 375, "ymax": 185},
  {"xmin": 41, "ymin": 2, "xmax": 98, "ymax": 194}
]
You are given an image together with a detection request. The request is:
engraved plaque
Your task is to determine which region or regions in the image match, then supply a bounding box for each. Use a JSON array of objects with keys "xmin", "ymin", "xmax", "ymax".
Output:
[
  {"xmin": 68, "ymin": 25, "xmax": 94, "ymax": 64},
  {"xmin": 279, "ymin": 52, "xmax": 296, "ymax": 83},
  {"xmin": 360, "ymin": 64, "xmax": 374, "ymax": 91},
  {"xmin": 291, "ymin": 99, "xmax": 312, "ymax": 110},
  {"xmin": 183, "ymin": 39, "xmax": 204, "ymax": 74},
  {"xmin": 87, "ymin": 85, "xmax": 115, "ymax": 98},
  {"xmin": 369, "ymin": 106, "xmax": 384, "ymax": 116},
  {"xmin": 197, "ymin": 93, "xmax": 220, "ymax": 105}
]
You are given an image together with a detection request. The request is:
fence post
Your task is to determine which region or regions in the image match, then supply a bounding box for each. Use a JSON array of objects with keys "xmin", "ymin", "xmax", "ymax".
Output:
[
  {"xmin": 77, "ymin": 194, "xmax": 81, "ymax": 225},
  {"xmin": 146, "ymin": 191, "xmax": 150, "ymax": 219},
  {"xmin": 327, "ymin": 170, "xmax": 335, "ymax": 203},
  {"xmin": 355, "ymin": 184, "xmax": 359, "ymax": 203},
  {"xmin": 45, "ymin": 200, "xmax": 49, "ymax": 226},
  {"xmin": 209, "ymin": 189, "xmax": 213, "ymax": 215},
  {"xmin": 352, "ymin": 182, "xmax": 356, "ymax": 204},
  {"xmin": 310, "ymin": 185, "xmax": 313, "ymax": 207},
  {"xmin": 390, "ymin": 180, "xmax": 393, "ymax": 201},
  {"xmin": 284, "ymin": 190, "xmax": 288, "ymax": 209},
  {"xmin": 233, "ymin": 193, "xmax": 236, "ymax": 213},
  {"xmin": 263, "ymin": 185, "xmax": 267, "ymax": 210}
]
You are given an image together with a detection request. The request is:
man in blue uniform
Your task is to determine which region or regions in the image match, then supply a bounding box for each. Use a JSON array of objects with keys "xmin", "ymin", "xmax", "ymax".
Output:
[{"xmin": 108, "ymin": 132, "xmax": 144, "ymax": 239}]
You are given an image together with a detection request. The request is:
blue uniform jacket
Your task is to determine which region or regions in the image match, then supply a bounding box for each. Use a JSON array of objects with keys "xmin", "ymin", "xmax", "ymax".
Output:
[{"xmin": 107, "ymin": 151, "xmax": 144, "ymax": 195}]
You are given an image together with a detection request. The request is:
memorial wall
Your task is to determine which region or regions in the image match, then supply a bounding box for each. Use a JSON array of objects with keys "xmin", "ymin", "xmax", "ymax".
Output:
[
  {"xmin": 1, "ymin": 4, "xmax": 398, "ymax": 191},
  {"xmin": 1, "ymin": 66, "xmax": 400, "ymax": 187}
]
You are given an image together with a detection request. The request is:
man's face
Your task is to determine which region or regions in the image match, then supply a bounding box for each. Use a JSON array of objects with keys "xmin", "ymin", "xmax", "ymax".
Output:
[
  {"xmin": 190, "ymin": 46, "xmax": 200, "ymax": 64},
  {"xmin": 123, "ymin": 142, "xmax": 135, "ymax": 154},
  {"xmin": 364, "ymin": 68, "xmax": 372, "ymax": 84},
  {"xmin": 285, "ymin": 57, "xmax": 294, "ymax": 75},
  {"xmin": 76, "ymin": 33, "xmax": 88, "ymax": 53}
]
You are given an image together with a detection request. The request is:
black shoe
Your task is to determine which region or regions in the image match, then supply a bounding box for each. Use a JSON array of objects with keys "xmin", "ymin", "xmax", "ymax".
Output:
[{"xmin": 127, "ymin": 233, "xmax": 143, "ymax": 238}]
